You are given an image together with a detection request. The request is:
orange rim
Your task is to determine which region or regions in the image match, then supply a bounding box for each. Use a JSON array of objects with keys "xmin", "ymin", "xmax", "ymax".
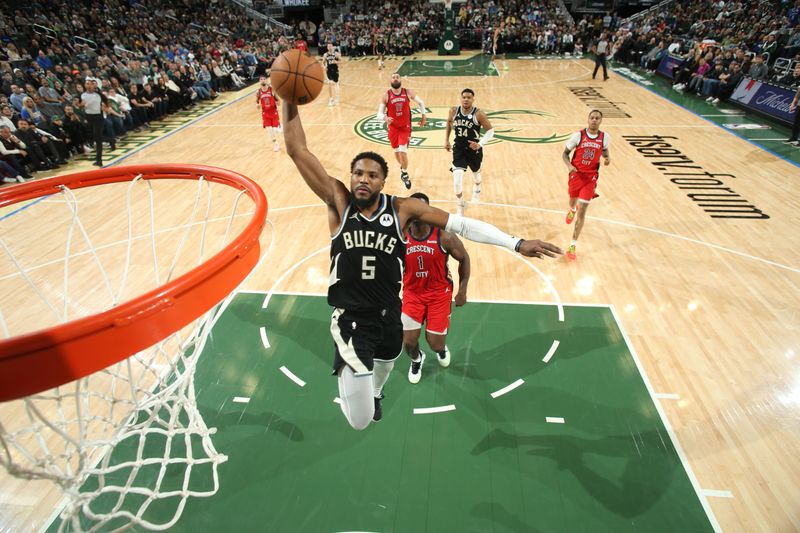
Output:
[{"xmin": 0, "ymin": 165, "xmax": 267, "ymax": 402}]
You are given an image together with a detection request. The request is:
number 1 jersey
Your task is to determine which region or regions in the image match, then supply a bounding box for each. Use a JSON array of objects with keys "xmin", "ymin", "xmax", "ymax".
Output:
[{"xmin": 329, "ymin": 194, "xmax": 407, "ymax": 311}]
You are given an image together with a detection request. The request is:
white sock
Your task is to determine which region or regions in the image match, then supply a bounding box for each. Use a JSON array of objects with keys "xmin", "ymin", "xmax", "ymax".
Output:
[
  {"xmin": 453, "ymin": 167, "xmax": 464, "ymax": 196},
  {"xmin": 571, "ymin": 239, "xmax": 578, "ymax": 246},
  {"xmin": 373, "ymin": 359, "xmax": 395, "ymax": 397}
]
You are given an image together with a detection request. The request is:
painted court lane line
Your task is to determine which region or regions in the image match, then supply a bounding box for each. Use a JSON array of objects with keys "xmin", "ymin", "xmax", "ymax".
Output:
[
  {"xmin": 413, "ymin": 405, "xmax": 456, "ymax": 415},
  {"xmin": 545, "ymin": 417, "xmax": 565, "ymax": 424},
  {"xmin": 279, "ymin": 366, "xmax": 306, "ymax": 387},
  {"xmin": 700, "ymin": 489, "xmax": 734, "ymax": 499},
  {"xmin": 542, "ymin": 339, "xmax": 560, "ymax": 363},
  {"xmin": 232, "ymin": 397, "xmax": 250, "ymax": 403},
  {"xmin": 655, "ymin": 393, "xmax": 680, "ymax": 400},
  {"xmin": 259, "ymin": 326, "xmax": 271, "ymax": 349},
  {"xmin": 491, "ymin": 379, "xmax": 525, "ymax": 398}
]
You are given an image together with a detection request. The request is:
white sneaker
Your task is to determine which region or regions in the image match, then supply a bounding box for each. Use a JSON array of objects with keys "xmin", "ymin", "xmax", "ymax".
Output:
[
  {"xmin": 408, "ymin": 351, "xmax": 425, "ymax": 384},
  {"xmin": 712, "ymin": 98, "xmax": 720, "ymax": 104},
  {"xmin": 437, "ymin": 346, "xmax": 451, "ymax": 368},
  {"xmin": 273, "ymin": 143, "xmax": 280, "ymax": 152},
  {"xmin": 706, "ymin": 96, "xmax": 714, "ymax": 102},
  {"xmin": 456, "ymin": 199, "xmax": 465, "ymax": 216},
  {"xmin": 472, "ymin": 187, "xmax": 481, "ymax": 203},
  {"xmin": 328, "ymin": 98, "xmax": 334, "ymax": 107}
]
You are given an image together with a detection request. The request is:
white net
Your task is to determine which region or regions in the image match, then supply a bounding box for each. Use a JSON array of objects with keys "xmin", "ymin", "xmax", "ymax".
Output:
[{"xmin": 0, "ymin": 170, "xmax": 266, "ymax": 532}]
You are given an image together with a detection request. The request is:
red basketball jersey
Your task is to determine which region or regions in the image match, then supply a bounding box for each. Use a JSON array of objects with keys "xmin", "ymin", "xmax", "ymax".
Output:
[
  {"xmin": 387, "ymin": 88, "xmax": 411, "ymax": 129},
  {"xmin": 404, "ymin": 226, "xmax": 452, "ymax": 293},
  {"xmin": 257, "ymin": 86, "xmax": 277, "ymax": 114},
  {"xmin": 571, "ymin": 129, "xmax": 605, "ymax": 172}
]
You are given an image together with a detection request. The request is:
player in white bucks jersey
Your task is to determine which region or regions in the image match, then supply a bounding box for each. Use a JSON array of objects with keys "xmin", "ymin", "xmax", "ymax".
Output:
[
  {"xmin": 445, "ymin": 88, "xmax": 494, "ymax": 215},
  {"xmin": 323, "ymin": 43, "xmax": 341, "ymax": 106},
  {"xmin": 283, "ymin": 100, "xmax": 562, "ymax": 431}
]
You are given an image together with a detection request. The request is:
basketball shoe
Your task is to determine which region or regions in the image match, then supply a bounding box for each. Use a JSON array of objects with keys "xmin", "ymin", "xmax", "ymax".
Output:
[
  {"xmin": 566, "ymin": 245, "xmax": 577, "ymax": 260},
  {"xmin": 565, "ymin": 208, "xmax": 576, "ymax": 224},
  {"xmin": 400, "ymin": 170, "xmax": 412, "ymax": 189},
  {"xmin": 408, "ymin": 351, "xmax": 425, "ymax": 384},
  {"xmin": 437, "ymin": 346, "xmax": 451, "ymax": 368}
]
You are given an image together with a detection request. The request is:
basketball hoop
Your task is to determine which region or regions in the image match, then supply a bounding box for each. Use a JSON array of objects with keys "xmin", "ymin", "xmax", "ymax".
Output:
[{"xmin": 0, "ymin": 165, "xmax": 268, "ymax": 531}]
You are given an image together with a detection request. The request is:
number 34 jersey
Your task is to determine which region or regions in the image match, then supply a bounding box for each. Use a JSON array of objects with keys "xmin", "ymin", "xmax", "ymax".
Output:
[{"xmin": 329, "ymin": 194, "xmax": 407, "ymax": 311}]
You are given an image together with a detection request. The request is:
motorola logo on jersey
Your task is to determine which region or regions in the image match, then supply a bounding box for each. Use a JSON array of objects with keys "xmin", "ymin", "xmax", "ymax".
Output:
[
  {"xmin": 354, "ymin": 106, "xmax": 573, "ymax": 149},
  {"xmin": 379, "ymin": 214, "xmax": 394, "ymax": 227}
]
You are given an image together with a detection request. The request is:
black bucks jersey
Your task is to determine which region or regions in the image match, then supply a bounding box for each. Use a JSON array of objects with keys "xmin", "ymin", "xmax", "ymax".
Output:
[
  {"xmin": 452, "ymin": 106, "xmax": 481, "ymax": 148},
  {"xmin": 323, "ymin": 51, "xmax": 339, "ymax": 82},
  {"xmin": 329, "ymin": 194, "xmax": 406, "ymax": 311}
]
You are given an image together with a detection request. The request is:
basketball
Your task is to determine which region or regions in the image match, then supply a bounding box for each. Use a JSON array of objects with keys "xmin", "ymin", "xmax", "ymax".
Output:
[{"xmin": 270, "ymin": 49, "xmax": 324, "ymax": 105}]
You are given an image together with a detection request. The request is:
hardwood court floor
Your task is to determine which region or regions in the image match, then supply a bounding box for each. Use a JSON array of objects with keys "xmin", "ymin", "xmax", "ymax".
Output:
[{"xmin": 1, "ymin": 54, "xmax": 798, "ymax": 532}]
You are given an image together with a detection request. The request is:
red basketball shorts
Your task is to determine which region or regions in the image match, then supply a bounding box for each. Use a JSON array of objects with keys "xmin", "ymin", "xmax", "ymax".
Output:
[
  {"xmin": 568, "ymin": 171, "xmax": 599, "ymax": 201},
  {"xmin": 402, "ymin": 288, "xmax": 453, "ymax": 335},
  {"xmin": 388, "ymin": 124, "xmax": 410, "ymax": 149},
  {"xmin": 262, "ymin": 112, "xmax": 280, "ymax": 128}
]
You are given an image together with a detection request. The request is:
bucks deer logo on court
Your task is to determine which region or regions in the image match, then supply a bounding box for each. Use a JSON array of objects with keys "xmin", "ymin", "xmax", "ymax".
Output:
[{"xmin": 354, "ymin": 107, "xmax": 572, "ymax": 149}]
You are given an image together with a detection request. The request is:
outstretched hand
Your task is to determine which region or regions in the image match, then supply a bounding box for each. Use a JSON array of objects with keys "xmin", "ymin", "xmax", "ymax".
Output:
[{"xmin": 518, "ymin": 240, "xmax": 563, "ymax": 258}]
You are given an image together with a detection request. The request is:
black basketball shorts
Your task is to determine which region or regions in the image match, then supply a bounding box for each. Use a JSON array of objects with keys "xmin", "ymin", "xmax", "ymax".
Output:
[
  {"xmin": 453, "ymin": 143, "xmax": 483, "ymax": 172},
  {"xmin": 327, "ymin": 67, "xmax": 339, "ymax": 83},
  {"xmin": 330, "ymin": 302, "xmax": 402, "ymax": 375}
]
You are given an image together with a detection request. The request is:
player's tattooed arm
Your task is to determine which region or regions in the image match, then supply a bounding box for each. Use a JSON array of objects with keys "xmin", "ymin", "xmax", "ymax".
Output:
[
  {"xmin": 602, "ymin": 147, "xmax": 610, "ymax": 165},
  {"xmin": 563, "ymin": 148, "xmax": 577, "ymax": 173}
]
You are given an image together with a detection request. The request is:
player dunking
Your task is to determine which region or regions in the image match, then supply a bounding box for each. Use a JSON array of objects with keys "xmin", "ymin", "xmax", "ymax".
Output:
[
  {"xmin": 256, "ymin": 74, "xmax": 280, "ymax": 152},
  {"xmin": 378, "ymin": 73, "xmax": 426, "ymax": 189},
  {"xmin": 563, "ymin": 110, "xmax": 610, "ymax": 260},
  {"xmin": 445, "ymin": 88, "xmax": 494, "ymax": 215},
  {"xmin": 323, "ymin": 43, "xmax": 341, "ymax": 107},
  {"xmin": 403, "ymin": 192, "xmax": 470, "ymax": 384},
  {"xmin": 282, "ymin": 100, "xmax": 562, "ymax": 430}
]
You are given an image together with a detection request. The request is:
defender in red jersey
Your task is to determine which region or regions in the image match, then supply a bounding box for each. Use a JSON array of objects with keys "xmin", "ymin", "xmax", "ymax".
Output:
[
  {"xmin": 378, "ymin": 73, "xmax": 427, "ymax": 189},
  {"xmin": 402, "ymin": 193, "xmax": 471, "ymax": 384},
  {"xmin": 294, "ymin": 35, "xmax": 309, "ymax": 52},
  {"xmin": 256, "ymin": 75, "xmax": 281, "ymax": 152},
  {"xmin": 562, "ymin": 110, "xmax": 611, "ymax": 260}
]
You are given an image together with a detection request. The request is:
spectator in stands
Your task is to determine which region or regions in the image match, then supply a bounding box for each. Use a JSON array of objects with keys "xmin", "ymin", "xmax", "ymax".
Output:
[
  {"xmin": 16, "ymin": 118, "xmax": 64, "ymax": 168},
  {"xmin": 716, "ymin": 61, "xmax": 744, "ymax": 103},
  {"xmin": 760, "ymin": 34, "xmax": 778, "ymax": 62},
  {"xmin": 40, "ymin": 115, "xmax": 79, "ymax": 157},
  {"xmin": 702, "ymin": 60, "xmax": 726, "ymax": 99},
  {"xmin": 748, "ymin": 54, "xmax": 769, "ymax": 80},
  {"xmin": 0, "ymin": 125, "xmax": 33, "ymax": 179},
  {"xmin": 62, "ymin": 105, "xmax": 91, "ymax": 153},
  {"xmin": 0, "ymin": 105, "xmax": 16, "ymax": 131},
  {"xmin": 688, "ymin": 56, "xmax": 711, "ymax": 93},
  {"xmin": 8, "ymin": 85, "xmax": 25, "ymax": 112},
  {"xmin": 777, "ymin": 64, "xmax": 800, "ymax": 88},
  {"xmin": 20, "ymin": 96, "xmax": 43, "ymax": 126}
]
